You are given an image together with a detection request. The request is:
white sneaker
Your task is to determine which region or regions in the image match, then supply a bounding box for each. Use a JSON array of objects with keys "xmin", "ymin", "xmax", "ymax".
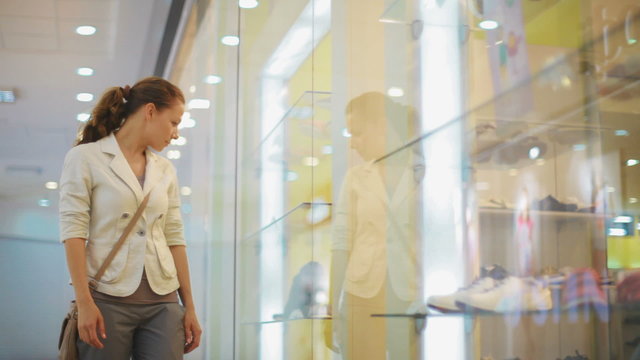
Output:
[
  {"xmin": 427, "ymin": 277, "xmax": 497, "ymax": 312},
  {"xmin": 456, "ymin": 276, "xmax": 552, "ymax": 313}
]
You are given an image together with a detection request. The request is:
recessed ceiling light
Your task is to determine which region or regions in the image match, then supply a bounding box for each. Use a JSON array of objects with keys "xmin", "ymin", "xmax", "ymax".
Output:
[
  {"xmin": 303, "ymin": 157, "xmax": 319, "ymax": 167},
  {"xmin": 627, "ymin": 159, "xmax": 639, "ymax": 167},
  {"xmin": 76, "ymin": 93, "xmax": 94, "ymax": 102},
  {"xmin": 76, "ymin": 25, "xmax": 97, "ymax": 36},
  {"xmin": 478, "ymin": 20, "xmax": 499, "ymax": 30},
  {"xmin": 77, "ymin": 113, "xmax": 90, "ymax": 122},
  {"xmin": 387, "ymin": 87, "xmax": 404, "ymax": 97},
  {"xmin": 187, "ymin": 99, "xmax": 210, "ymax": 109},
  {"xmin": 239, "ymin": 0, "xmax": 259, "ymax": 9},
  {"xmin": 221, "ymin": 36, "xmax": 240, "ymax": 46},
  {"xmin": 76, "ymin": 67, "xmax": 94, "ymax": 76},
  {"xmin": 204, "ymin": 75, "xmax": 222, "ymax": 84},
  {"xmin": 180, "ymin": 186, "xmax": 192, "ymax": 196},
  {"xmin": 45, "ymin": 181, "xmax": 58, "ymax": 190},
  {"xmin": 179, "ymin": 118, "xmax": 196, "ymax": 129},
  {"xmin": 171, "ymin": 136, "xmax": 187, "ymax": 146},
  {"xmin": 167, "ymin": 150, "xmax": 181, "ymax": 160}
]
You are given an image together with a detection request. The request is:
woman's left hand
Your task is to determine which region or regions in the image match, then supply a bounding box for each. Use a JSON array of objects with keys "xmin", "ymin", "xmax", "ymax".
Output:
[{"xmin": 183, "ymin": 307, "xmax": 202, "ymax": 354}]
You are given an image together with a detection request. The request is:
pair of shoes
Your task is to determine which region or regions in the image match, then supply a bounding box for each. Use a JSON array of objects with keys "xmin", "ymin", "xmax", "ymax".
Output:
[
  {"xmin": 456, "ymin": 276, "xmax": 552, "ymax": 313},
  {"xmin": 427, "ymin": 265, "xmax": 509, "ymax": 313},
  {"xmin": 557, "ymin": 350, "xmax": 589, "ymax": 360}
]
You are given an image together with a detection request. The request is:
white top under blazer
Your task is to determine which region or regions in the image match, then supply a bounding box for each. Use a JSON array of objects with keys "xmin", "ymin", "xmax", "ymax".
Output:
[{"xmin": 59, "ymin": 133, "xmax": 186, "ymax": 297}]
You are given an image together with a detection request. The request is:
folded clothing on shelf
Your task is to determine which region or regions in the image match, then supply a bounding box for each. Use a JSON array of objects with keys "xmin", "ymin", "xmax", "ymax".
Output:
[
  {"xmin": 532, "ymin": 195, "xmax": 578, "ymax": 212},
  {"xmin": 456, "ymin": 276, "xmax": 552, "ymax": 313},
  {"xmin": 427, "ymin": 264, "xmax": 509, "ymax": 313},
  {"xmin": 617, "ymin": 271, "xmax": 640, "ymax": 304},
  {"xmin": 562, "ymin": 268, "xmax": 608, "ymax": 309}
]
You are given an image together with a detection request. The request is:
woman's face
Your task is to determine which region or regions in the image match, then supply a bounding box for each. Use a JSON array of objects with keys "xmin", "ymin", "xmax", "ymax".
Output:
[
  {"xmin": 347, "ymin": 111, "xmax": 387, "ymax": 161},
  {"xmin": 147, "ymin": 101, "xmax": 184, "ymax": 152}
]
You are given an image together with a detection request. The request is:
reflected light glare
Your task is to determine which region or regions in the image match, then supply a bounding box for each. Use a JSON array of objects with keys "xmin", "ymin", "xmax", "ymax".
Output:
[
  {"xmin": 427, "ymin": 270, "xmax": 457, "ymax": 295},
  {"xmin": 76, "ymin": 93, "xmax": 94, "ymax": 102},
  {"xmin": 189, "ymin": 85, "xmax": 196, "ymax": 94},
  {"xmin": 204, "ymin": 75, "xmax": 222, "ymax": 84},
  {"xmin": 614, "ymin": 216, "xmax": 633, "ymax": 223},
  {"xmin": 180, "ymin": 186, "xmax": 192, "ymax": 196},
  {"xmin": 321, "ymin": 145, "xmax": 333, "ymax": 155},
  {"xmin": 528, "ymin": 146, "xmax": 540, "ymax": 159},
  {"xmin": 606, "ymin": 186, "xmax": 616, "ymax": 193},
  {"xmin": 609, "ymin": 228, "xmax": 627, "ymax": 237},
  {"xmin": 221, "ymin": 35, "xmax": 240, "ymax": 46},
  {"xmin": 76, "ymin": 25, "xmax": 96, "ymax": 35},
  {"xmin": 630, "ymin": 198, "xmax": 639, "ymax": 204},
  {"xmin": 342, "ymin": 128, "xmax": 351, "ymax": 138},
  {"xmin": 45, "ymin": 181, "xmax": 58, "ymax": 190},
  {"xmin": 508, "ymin": 169, "xmax": 518, "ymax": 176},
  {"xmin": 573, "ymin": 144, "xmax": 586, "ymax": 151},
  {"xmin": 38, "ymin": 199, "xmax": 51, "ymax": 207},
  {"xmin": 387, "ymin": 87, "xmax": 405, "ymax": 97},
  {"xmin": 536, "ymin": 159, "xmax": 545, "ymax": 166},
  {"xmin": 187, "ymin": 99, "xmax": 210, "ymax": 109},
  {"xmin": 286, "ymin": 171, "xmax": 299, "ymax": 182},
  {"xmin": 478, "ymin": 20, "xmax": 499, "ymax": 30},
  {"xmin": 561, "ymin": 76, "xmax": 572, "ymax": 88},
  {"xmin": 239, "ymin": 0, "xmax": 259, "ymax": 9},
  {"xmin": 615, "ymin": 129, "xmax": 629, "ymax": 136},
  {"xmin": 77, "ymin": 113, "xmax": 90, "ymax": 122},
  {"xmin": 76, "ymin": 67, "xmax": 94, "ymax": 76},
  {"xmin": 626, "ymin": 159, "xmax": 639, "ymax": 167}
]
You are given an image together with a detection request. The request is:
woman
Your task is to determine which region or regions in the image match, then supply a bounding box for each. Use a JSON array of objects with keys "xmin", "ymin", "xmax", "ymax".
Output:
[{"xmin": 59, "ymin": 77, "xmax": 202, "ymax": 359}]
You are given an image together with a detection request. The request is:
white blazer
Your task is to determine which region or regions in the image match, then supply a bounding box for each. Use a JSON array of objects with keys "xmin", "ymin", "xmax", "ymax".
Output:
[
  {"xmin": 59, "ymin": 133, "xmax": 185, "ymax": 296},
  {"xmin": 332, "ymin": 158, "xmax": 423, "ymax": 301}
]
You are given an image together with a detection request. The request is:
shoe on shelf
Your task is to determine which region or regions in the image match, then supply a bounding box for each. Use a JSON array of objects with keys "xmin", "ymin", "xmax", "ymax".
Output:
[
  {"xmin": 427, "ymin": 265, "xmax": 508, "ymax": 313},
  {"xmin": 456, "ymin": 276, "xmax": 552, "ymax": 313}
]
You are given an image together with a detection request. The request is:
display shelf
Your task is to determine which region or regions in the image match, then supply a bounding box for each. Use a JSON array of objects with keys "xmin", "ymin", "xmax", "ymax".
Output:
[
  {"xmin": 242, "ymin": 316, "xmax": 332, "ymax": 326},
  {"xmin": 479, "ymin": 207, "xmax": 609, "ymax": 221},
  {"xmin": 241, "ymin": 202, "xmax": 332, "ymax": 242}
]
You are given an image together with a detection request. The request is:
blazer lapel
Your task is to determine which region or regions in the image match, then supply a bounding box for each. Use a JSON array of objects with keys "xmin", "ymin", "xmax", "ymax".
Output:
[
  {"xmin": 100, "ymin": 134, "xmax": 144, "ymax": 204},
  {"xmin": 142, "ymin": 150, "xmax": 165, "ymax": 197}
]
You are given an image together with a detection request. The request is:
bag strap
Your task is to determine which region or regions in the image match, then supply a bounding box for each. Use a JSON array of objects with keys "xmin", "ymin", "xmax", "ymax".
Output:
[{"xmin": 89, "ymin": 193, "xmax": 151, "ymax": 290}]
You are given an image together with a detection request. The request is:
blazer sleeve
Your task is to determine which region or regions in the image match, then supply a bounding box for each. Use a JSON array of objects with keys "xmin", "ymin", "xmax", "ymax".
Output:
[
  {"xmin": 164, "ymin": 163, "xmax": 186, "ymax": 247},
  {"xmin": 58, "ymin": 146, "xmax": 92, "ymax": 243}
]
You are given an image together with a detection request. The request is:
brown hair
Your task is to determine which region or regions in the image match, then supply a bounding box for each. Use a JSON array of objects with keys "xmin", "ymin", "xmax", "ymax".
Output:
[{"xmin": 76, "ymin": 76, "xmax": 185, "ymax": 145}]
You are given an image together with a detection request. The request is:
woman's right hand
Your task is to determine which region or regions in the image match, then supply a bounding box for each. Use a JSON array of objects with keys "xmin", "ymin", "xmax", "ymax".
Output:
[{"xmin": 77, "ymin": 300, "xmax": 106, "ymax": 349}]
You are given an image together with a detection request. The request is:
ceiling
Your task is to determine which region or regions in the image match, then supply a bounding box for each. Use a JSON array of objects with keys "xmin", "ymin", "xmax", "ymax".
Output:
[{"xmin": 0, "ymin": 0, "xmax": 174, "ymax": 240}]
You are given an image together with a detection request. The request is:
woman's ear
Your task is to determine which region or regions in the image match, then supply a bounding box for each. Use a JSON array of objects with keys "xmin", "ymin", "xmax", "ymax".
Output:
[{"xmin": 144, "ymin": 102, "xmax": 156, "ymax": 121}]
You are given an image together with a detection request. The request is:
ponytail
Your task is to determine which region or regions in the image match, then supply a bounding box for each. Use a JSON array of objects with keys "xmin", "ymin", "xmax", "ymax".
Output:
[{"xmin": 76, "ymin": 77, "xmax": 184, "ymax": 145}]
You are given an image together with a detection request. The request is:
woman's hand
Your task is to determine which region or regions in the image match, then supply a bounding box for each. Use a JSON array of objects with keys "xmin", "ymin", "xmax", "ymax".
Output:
[
  {"xmin": 77, "ymin": 300, "xmax": 106, "ymax": 349},
  {"xmin": 183, "ymin": 307, "xmax": 202, "ymax": 354}
]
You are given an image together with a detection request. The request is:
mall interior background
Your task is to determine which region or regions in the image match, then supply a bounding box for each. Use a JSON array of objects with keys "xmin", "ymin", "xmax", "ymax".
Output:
[{"xmin": 2, "ymin": 0, "xmax": 640, "ymax": 359}]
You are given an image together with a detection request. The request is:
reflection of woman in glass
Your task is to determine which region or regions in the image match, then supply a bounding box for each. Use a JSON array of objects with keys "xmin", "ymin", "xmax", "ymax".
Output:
[{"xmin": 330, "ymin": 92, "xmax": 422, "ymax": 359}]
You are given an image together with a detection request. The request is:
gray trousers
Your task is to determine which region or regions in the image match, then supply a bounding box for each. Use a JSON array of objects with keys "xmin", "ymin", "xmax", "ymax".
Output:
[{"xmin": 78, "ymin": 300, "xmax": 185, "ymax": 360}]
